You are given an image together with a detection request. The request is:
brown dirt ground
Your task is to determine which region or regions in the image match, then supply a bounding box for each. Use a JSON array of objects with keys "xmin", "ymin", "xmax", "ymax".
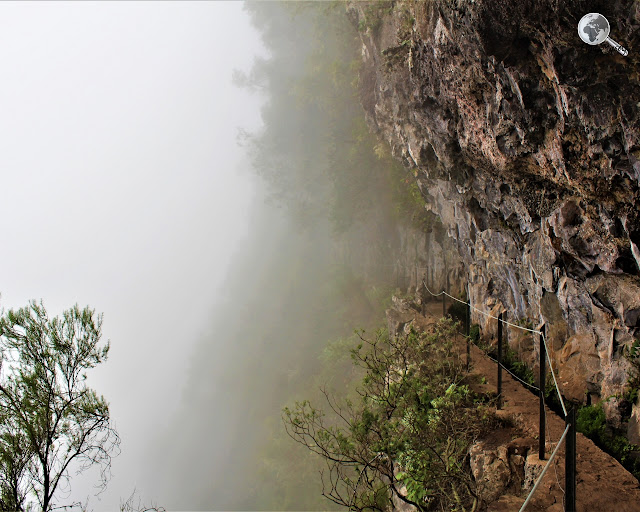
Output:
[{"xmin": 418, "ymin": 300, "xmax": 640, "ymax": 512}]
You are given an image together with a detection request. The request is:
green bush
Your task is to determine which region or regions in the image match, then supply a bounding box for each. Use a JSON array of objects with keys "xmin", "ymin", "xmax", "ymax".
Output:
[
  {"xmin": 577, "ymin": 403, "xmax": 640, "ymax": 480},
  {"xmin": 284, "ymin": 319, "xmax": 498, "ymax": 511},
  {"xmin": 503, "ymin": 348, "xmax": 536, "ymax": 388},
  {"xmin": 469, "ymin": 324, "xmax": 480, "ymax": 343},
  {"xmin": 447, "ymin": 299, "xmax": 468, "ymax": 324},
  {"xmin": 577, "ymin": 404, "xmax": 607, "ymax": 442}
]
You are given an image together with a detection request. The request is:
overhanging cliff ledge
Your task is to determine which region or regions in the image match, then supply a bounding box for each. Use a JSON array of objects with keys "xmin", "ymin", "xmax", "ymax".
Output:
[{"xmin": 348, "ymin": 0, "xmax": 640, "ymax": 437}]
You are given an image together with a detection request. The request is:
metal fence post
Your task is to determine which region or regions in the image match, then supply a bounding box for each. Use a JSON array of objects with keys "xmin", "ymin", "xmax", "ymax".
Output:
[
  {"xmin": 565, "ymin": 406, "xmax": 576, "ymax": 512},
  {"xmin": 466, "ymin": 295, "xmax": 470, "ymax": 371},
  {"xmin": 442, "ymin": 261, "xmax": 448, "ymax": 317},
  {"xmin": 539, "ymin": 324, "xmax": 546, "ymax": 460},
  {"xmin": 426, "ymin": 264, "xmax": 429, "ymax": 293},
  {"xmin": 497, "ymin": 312, "xmax": 503, "ymax": 409},
  {"xmin": 503, "ymin": 310, "xmax": 508, "ymax": 356},
  {"xmin": 446, "ymin": 269, "xmax": 450, "ymax": 295},
  {"xmin": 431, "ymin": 266, "xmax": 434, "ymax": 298}
]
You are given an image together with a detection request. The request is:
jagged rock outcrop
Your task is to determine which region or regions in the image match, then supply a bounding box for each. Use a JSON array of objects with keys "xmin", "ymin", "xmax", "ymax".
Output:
[
  {"xmin": 469, "ymin": 436, "xmax": 540, "ymax": 503},
  {"xmin": 349, "ymin": 0, "xmax": 640, "ymax": 435}
]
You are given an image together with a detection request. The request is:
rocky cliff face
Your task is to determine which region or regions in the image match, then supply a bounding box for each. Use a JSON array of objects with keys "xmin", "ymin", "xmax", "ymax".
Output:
[{"xmin": 348, "ymin": 0, "xmax": 640, "ymax": 436}]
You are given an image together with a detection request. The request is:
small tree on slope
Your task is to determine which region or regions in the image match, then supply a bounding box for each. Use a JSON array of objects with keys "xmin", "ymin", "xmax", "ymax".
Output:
[
  {"xmin": 0, "ymin": 301, "xmax": 119, "ymax": 512},
  {"xmin": 284, "ymin": 320, "xmax": 499, "ymax": 511}
]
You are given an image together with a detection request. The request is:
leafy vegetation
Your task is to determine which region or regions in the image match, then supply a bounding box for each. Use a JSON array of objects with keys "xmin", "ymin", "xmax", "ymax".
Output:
[
  {"xmin": 210, "ymin": 2, "xmax": 476, "ymax": 508},
  {"xmin": 240, "ymin": 2, "xmax": 434, "ymax": 245},
  {"xmin": 582, "ymin": 338, "xmax": 640, "ymax": 480},
  {"xmin": 0, "ymin": 301, "xmax": 119, "ymax": 512},
  {"xmin": 447, "ymin": 298, "xmax": 468, "ymax": 325},
  {"xmin": 284, "ymin": 320, "xmax": 500, "ymax": 511},
  {"xmin": 576, "ymin": 403, "xmax": 640, "ymax": 480},
  {"xmin": 468, "ymin": 324, "xmax": 480, "ymax": 344},
  {"xmin": 357, "ymin": 2, "xmax": 393, "ymax": 35},
  {"xmin": 625, "ymin": 338, "xmax": 640, "ymax": 405},
  {"xmin": 503, "ymin": 348, "xmax": 536, "ymax": 389}
]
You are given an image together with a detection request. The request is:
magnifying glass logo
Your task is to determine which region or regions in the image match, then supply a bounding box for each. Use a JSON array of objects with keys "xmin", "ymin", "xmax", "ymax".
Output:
[{"xmin": 578, "ymin": 13, "xmax": 628, "ymax": 56}]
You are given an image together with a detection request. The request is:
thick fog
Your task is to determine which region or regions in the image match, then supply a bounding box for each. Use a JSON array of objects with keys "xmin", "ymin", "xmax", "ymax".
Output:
[
  {"xmin": 0, "ymin": 2, "xmax": 416, "ymax": 510},
  {"xmin": 0, "ymin": 2, "xmax": 265, "ymax": 510}
]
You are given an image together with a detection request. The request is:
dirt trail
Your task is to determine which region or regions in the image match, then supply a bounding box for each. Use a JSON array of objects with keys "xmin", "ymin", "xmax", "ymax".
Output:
[{"xmin": 419, "ymin": 300, "xmax": 640, "ymax": 512}]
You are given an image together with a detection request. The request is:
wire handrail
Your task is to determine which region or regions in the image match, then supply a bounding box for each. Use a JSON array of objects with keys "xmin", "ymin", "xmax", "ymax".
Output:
[
  {"xmin": 484, "ymin": 352, "xmax": 541, "ymax": 392},
  {"xmin": 518, "ymin": 424, "xmax": 571, "ymax": 512},
  {"xmin": 418, "ymin": 277, "xmax": 568, "ymax": 417},
  {"xmin": 387, "ymin": 262, "xmax": 573, "ymax": 509}
]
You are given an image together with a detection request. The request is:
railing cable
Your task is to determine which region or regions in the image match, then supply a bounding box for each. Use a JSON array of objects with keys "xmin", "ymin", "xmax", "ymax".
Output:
[
  {"xmin": 484, "ymin": 352, "xmax": 540, "ymax": 392},
  {"xmin": 420, "ymin": 277, "xmax": 567, "ymax": 417},
  {"xmin": 518, "ymin": 424, "xmax": 570, "ymax": 512}
]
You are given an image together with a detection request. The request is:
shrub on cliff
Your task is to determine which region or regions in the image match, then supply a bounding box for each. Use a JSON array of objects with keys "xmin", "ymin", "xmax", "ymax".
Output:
[{"xmin": 283, "ymin": 319, "xmax": 497, "ymax": 511}]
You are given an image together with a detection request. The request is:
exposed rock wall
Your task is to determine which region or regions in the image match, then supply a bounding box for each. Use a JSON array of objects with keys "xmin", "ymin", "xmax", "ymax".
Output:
[
  {"xmin": 349, "ymin": 0, "xmax": 640, "ymax": 432},
  {"xmin": 395, "ymin": 224, "xmax": 465, "ymax": 297}
]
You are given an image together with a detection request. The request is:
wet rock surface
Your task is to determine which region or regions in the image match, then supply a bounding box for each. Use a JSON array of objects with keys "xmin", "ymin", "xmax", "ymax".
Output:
[{"xmin": 349, "ymin": 0, "xmax": 640, "ymax": 435}]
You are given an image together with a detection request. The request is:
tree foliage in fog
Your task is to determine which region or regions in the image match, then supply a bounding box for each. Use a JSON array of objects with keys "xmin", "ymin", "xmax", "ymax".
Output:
[
  {"xmin": 284, "ymin": 321, "xmax": 497, "ymax": 511},
  {"xmin": 221, "ymin": 3, "xmax": 438, "ymax": 509},
  {"xmin": 0, "ymin": 302, "xmax": 118, "ymax": 512},
  {"xmin": 238, "ymin": 2, "xmax": 431, "ymax": 241},
  {"xmin": 158, "ymin": 3, "xmax": 440, "ymax": 510}
]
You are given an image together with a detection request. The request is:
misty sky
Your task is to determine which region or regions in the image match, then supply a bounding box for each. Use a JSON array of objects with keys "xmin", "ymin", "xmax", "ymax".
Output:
[{"xmin": 0, "ymin": 2, "xmax": 265, "ymax": 509}]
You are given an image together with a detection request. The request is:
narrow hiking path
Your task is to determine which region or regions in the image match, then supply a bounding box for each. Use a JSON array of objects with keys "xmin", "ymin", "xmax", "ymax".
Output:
[{"xmin": 417, "ymin": 299, "xmax": 640, "ymax": 511}]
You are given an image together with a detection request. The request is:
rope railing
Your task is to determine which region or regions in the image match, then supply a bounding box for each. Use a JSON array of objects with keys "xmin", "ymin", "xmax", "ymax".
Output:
[
  {"xmin": 419, "ymin": 277, "xmax": 568, "ymax": 418},
  {"xmin": 484, "ymin": 351, "xmax": 541, "ymax": 392},
  {"xmin": 385, "ymin": 262, "xmax": 575, "ymax": 510},
  {"xmin": 518, "ymin": 424, "xmax": 571, "ymax": 512}
]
